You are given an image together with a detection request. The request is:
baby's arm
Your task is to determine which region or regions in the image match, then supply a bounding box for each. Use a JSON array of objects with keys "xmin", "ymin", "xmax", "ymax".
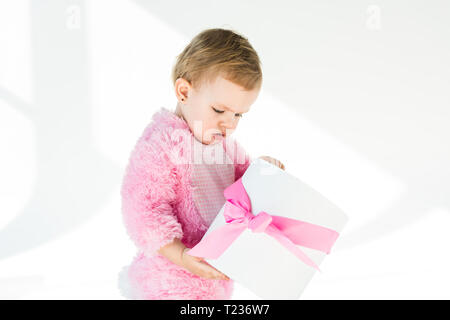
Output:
[
  {"xmin": 158, "ymin": 238, "xmax": 230, "ymax": 280},
  {"xmin": 120, "ymin": 135, "xmax": 183, "ymax": 257},
  {"xmin": 121, "ymin": 133, "xmax": 229, "ymax": 280},
  {"xmin": 157, "ymin": 237, "xmax": 186, "ymax": 266}
]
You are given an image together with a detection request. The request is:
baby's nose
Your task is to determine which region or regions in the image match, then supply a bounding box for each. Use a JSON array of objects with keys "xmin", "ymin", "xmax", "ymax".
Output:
[
  {"xmin": 220, "ymin": 120, "xmax": 233, "ymax": 129},
  {"xmin": 221, "ymin": 125, "xmax": 235, "ymax": 136}
]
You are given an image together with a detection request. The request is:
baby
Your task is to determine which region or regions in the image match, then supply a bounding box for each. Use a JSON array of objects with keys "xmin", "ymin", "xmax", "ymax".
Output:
[{"xmin": 119, "ymin": 28, "xmax": 285, "ymax": 300}]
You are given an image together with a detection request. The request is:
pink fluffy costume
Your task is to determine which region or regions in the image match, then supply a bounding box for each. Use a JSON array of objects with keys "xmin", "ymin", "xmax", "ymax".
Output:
[{"xmin": 118, "ymin": 107, "xmax": 251, "ymax": 299}]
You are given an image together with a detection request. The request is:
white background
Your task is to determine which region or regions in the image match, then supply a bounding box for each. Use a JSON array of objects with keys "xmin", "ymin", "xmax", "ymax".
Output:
[{"xmin": 0, "ymin": 0, "xmax": 449, "ymax": 299}]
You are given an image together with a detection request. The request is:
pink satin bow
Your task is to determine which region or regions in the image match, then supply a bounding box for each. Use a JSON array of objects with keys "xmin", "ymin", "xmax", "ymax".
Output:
[{"xmin": 186, "ymin": 177, "xmax": 340, "ymax": 272}]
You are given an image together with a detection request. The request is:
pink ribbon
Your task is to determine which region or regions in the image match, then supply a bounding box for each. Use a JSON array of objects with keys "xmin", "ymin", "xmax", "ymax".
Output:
[{"xmin": 186, "ymin": 178, "xmax": 340, "ymax": 272}]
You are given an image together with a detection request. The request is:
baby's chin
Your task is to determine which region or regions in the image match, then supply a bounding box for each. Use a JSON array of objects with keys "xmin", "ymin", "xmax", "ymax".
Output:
[{"xmin": 196, "ymin": 134, "xmax": 224, "ymax": 145}]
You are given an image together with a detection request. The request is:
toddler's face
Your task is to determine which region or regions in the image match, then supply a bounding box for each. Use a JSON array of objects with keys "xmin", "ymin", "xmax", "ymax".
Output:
[{"xmin": 175, "ymin": 75, "xmax": 260, "ymax": 145}]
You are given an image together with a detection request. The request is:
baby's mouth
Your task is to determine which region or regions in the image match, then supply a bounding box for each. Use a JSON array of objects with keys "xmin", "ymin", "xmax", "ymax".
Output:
[
  {"xmin": 206, "ymin": 132, "xmax": 224, "ymax": 144},
  {"xmin": 212, "ymin": 133, "xmax": 224, "ymax": 140}
]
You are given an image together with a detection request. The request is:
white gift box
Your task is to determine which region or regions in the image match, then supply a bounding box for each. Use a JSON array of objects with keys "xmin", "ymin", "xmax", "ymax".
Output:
[{"xmin": 200, "ymin": 158, "xmax": 349, "ymax": 300}]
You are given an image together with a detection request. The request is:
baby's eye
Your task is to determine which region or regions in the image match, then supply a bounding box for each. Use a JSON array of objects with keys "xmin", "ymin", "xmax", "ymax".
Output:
[
  {"xmin": 212, "ymin": 107, "xmax": 224, "ymax": 114},
  {"xmin": 212, "ymin": 106, "xmax": 243, "ymax": 118}
]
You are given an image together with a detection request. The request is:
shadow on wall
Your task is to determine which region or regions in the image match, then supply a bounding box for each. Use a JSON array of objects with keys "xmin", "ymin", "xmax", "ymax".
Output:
[{"xmin": 0, "ymin": 0, "xmax": 118, "ymax": 261}]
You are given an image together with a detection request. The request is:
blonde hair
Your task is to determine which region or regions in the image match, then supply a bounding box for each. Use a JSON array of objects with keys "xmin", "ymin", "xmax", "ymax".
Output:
[{"xmin": 171, "ymin": 28, "xmax": 263, "ymax": 92}]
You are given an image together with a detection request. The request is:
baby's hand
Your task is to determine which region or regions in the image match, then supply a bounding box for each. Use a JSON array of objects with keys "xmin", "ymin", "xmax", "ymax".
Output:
[
  {"xmin": 181, "ymin": 248, "xmax": 230, "ymax": 281},
  {"xmin": 258, "ymin": 155, "xmax": 286, "ymax": 170}
]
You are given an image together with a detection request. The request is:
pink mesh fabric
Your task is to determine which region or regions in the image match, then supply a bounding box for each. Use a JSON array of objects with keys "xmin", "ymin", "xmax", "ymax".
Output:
[{"xmin": 190, "ymin": 137, "xmax": 235, "ymax": 226}]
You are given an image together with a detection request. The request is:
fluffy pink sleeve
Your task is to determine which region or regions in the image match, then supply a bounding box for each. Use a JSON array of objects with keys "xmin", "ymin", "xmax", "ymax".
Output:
[{"xmin": 120, "ymin": 132, "xmax": 183, "ymax": 257}]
